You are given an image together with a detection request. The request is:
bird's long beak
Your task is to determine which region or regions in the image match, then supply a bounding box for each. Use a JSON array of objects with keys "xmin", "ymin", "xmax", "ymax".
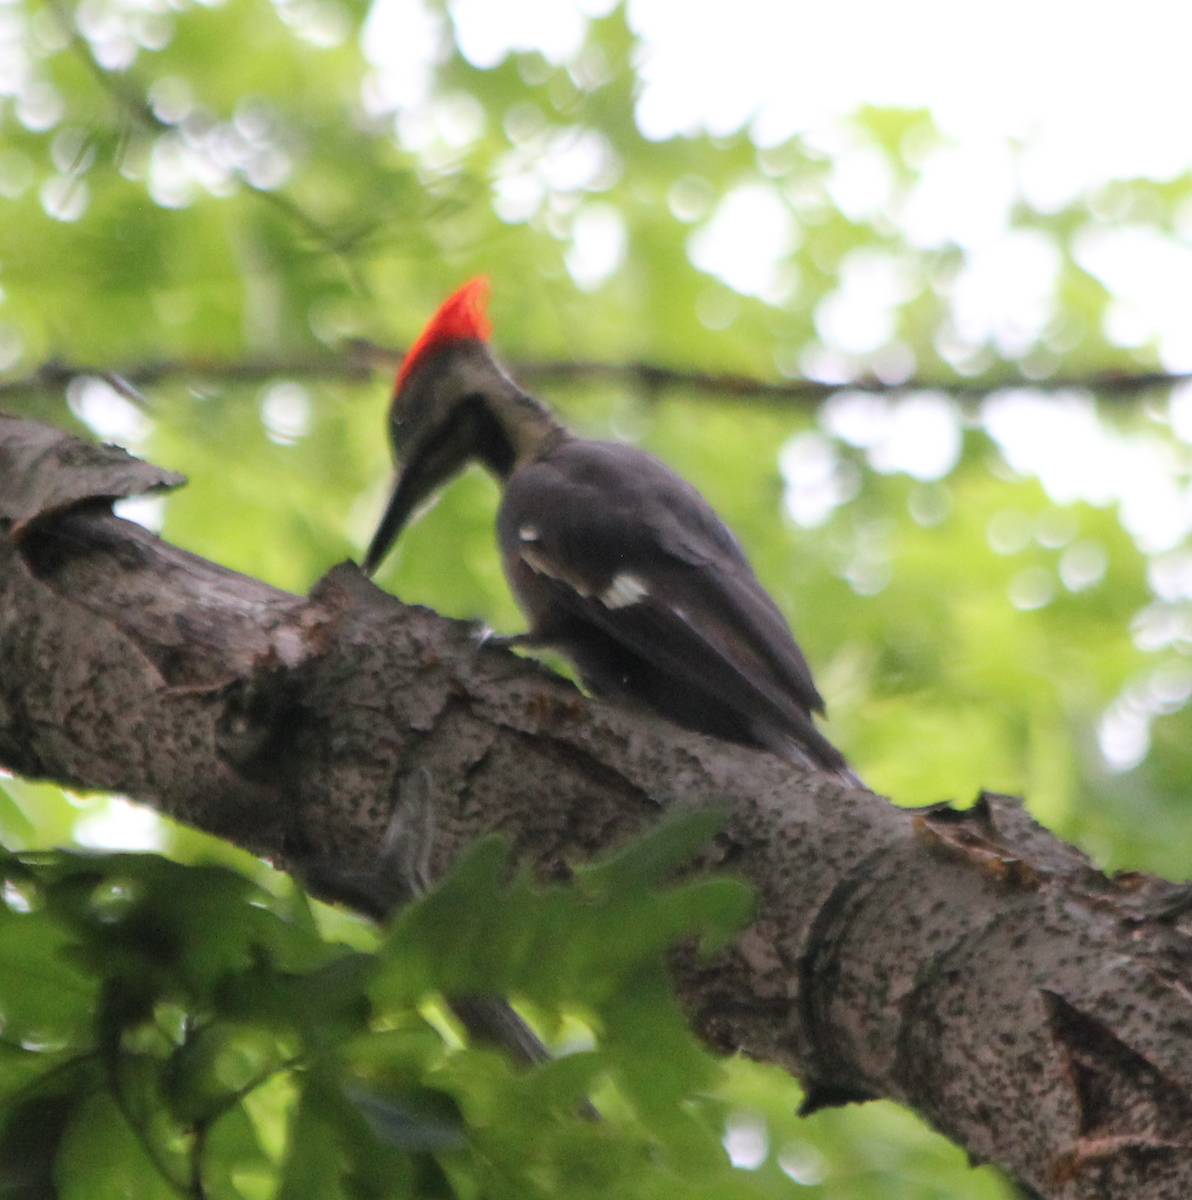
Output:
[
  {"xmin": 362, "ymin": 425, "xmax": 471, "ymax": 574},
  {"xmin": 363, "ymin": 468, "xmax": 423, "ymax": 575}
]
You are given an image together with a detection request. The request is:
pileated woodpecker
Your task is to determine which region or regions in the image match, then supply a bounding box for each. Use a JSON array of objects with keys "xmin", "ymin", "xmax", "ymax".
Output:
[{"xmin": 365, "ymin": 279, "xmax": 860, "ymax": 785}]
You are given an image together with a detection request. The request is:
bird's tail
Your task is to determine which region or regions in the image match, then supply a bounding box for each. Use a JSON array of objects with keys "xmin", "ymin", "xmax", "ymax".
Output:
[
  {"xmin": 765, "ymin": 728, "xmax": 870, "ymax": 791},
  {"xmin": 829, "ymin": 762, "xmax": 870, "ymax": 791}
]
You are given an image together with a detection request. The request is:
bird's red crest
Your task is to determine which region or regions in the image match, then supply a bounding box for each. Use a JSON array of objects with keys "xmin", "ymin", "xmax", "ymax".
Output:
[{"xmin": 396, "ymin": 277, "xmax": 492, "ymax": 388}]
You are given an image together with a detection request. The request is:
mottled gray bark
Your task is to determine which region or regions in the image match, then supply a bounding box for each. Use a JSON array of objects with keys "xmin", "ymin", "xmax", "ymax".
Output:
[{"xmin": 2, "ymin": 413, "xmax": 1191, "ymax": 1199}]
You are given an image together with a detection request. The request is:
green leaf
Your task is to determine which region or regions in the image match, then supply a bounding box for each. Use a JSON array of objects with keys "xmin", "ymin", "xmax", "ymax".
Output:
[
  {"xmin": 575, "ymin": 809, "xmax": 727, "ymax": 898},
  {"xmin": 275, "ymin": 1079, "xmax": 346, "ymax": 1200},
  {"xmin": 0, "ymin": 1094, "xmax": 75, "ymax": 1200},
  {"xmin": 201, "ymin": 1102, "xmax": 274, "ymax": 1200},
  {"xmin": 0, "ymin": 876, "xmax": 96, "ymax": 1050},
  {"xmin": 0, "ymin": 786, "xmax": 35, "ymax": 845},
  {"xmin": 56, "ymin": 1089, "xmax": 180, "ymax": 1200}
]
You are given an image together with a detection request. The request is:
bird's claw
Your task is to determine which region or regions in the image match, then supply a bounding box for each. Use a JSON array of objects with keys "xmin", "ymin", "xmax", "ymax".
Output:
[{"xmin": 473, "ymin": 625, "xmax": 539, "ymax": 651}]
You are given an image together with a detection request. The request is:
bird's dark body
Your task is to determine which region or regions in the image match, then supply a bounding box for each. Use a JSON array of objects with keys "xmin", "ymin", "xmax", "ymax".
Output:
[
  {"xmin": 366, "ymin": 284, "xmax": 858, "ymax": 784},
  {"xmin": 494, "ymin": 439, "xmax": 851, "ymax": 775}
]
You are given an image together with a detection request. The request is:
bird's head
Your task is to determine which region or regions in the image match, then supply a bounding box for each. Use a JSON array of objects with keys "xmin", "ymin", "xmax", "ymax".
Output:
[{"xmin": 363, "ymin": 277, "xmax": 561, "ymax": 574}]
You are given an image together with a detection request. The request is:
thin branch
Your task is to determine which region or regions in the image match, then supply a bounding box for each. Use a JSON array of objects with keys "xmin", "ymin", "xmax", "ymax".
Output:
[
  {"xmin": 0, "ymin": 354, "xmax": 376, "ymax": 400},
  {"xmin": 1, "ymin": 347, "xmax": 1185, "ymax": 408},
  {"xmin": 107, "ymin": 1064, "xmax": 196, "ymax": 1199},
  {"xmin": 247, "ymin": 189, "xmax": 375, "ymax": 299},
  {"xmin": 510, "ymin": 360, "xmax": 1189, "ymax": 406},
  {"xmin": 45, "ymin": 11, "xmax": 369, "ymax": 302},
  {"xmin": 49, "ymin": 0, "xmax": 166, "ymax": 133}
]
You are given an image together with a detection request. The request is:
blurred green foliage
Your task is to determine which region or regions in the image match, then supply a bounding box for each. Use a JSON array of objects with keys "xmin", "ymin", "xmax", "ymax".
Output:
[
  {"xmin": 2, "ymin": 0, "xmax": 1191, "ymax": 1192},
  {"xmin": 0, "ymin": 814, "xmax": 1010, "ymax": 1198},
  {"xmin": 0, "ymin": 819, "xmax": 751, "ymax": 1200}
]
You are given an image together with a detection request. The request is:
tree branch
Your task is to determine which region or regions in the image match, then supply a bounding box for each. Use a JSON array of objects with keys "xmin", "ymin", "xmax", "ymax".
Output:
[
  {"xmin": 2, "ymin": 413, "xmax": 1191, "ymax": 1199},
  {"xmin": 0, "ymin": 349, "xmax": 1185, "ymax": 409}
]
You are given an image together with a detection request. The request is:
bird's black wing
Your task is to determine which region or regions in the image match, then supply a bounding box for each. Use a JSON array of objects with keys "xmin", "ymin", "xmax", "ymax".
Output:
[{"xmin": 497, "ymin": 441, "xmax": 847, "ymax": 772}]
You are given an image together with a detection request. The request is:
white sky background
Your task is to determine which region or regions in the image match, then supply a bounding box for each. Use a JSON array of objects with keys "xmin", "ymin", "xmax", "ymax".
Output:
[
  {"xmin": 370, "ymin": 0, "xmax": 1192, "ymax": 194},
  {"xmin": 630, "ymin": 0, "xmax": 1192, "ymax": 191}
]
